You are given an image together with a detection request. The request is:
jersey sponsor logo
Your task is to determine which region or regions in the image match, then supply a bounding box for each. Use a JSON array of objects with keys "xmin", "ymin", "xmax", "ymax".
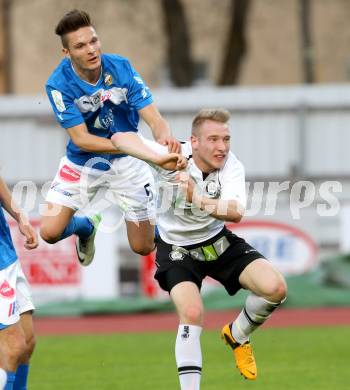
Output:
[
  {"xmin": 50, "ymin": 182, "xmax": 73, "ymax": 197},
  {"xmin": 0, "ymin": 280, "xmax": 15, "ymax": 299},
  {"xmin": 59, "ymin": 165, "xmax": 81, "ymax": 182},
  {"xmin": 51, "ymin": 90, "xmax": 66, "ymax": 112},
  {"xmin": 75, "ymin": 87, "xmax": 128, "ymax": 113}
]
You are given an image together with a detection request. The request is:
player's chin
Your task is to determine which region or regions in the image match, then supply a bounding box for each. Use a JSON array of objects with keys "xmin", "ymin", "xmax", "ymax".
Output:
[
  {"xmin": 211, "ymin": 158, "xmax": 226, "ymax": 169},
  {"xmin": 87, "ymin": 59, "xmax": 101, "ymax": 70}
]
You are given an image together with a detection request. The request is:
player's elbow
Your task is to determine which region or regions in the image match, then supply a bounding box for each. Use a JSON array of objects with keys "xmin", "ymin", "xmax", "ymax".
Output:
[
  {"xmin": 231, "ymin": 213, "xmax": 243, "ymax": 223},
  {"xmin": 110, "ymin": 133, "xmax": 121, "ymax": 149},
  {"xmin": 111, "ymin": 132, "xmax": 131, "ymax": 153},
  {"xmin": 227, "ymin": 201, "xmax": 244, "ymax": 223}
]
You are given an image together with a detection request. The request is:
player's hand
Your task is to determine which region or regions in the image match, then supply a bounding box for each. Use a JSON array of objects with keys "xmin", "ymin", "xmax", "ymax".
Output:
[
  {"xmin": 155, "ymin": 153, "xmax": 187, "ymax": 171},
  {"xmin": 18, "ymin": 215, "xmax": 39, "ymax": 250},
  {"xmin": 176, "ymin": 172, "xmax": 196, "ymax": 202},
  {"xmin": 157, "ymin": 136, "xmax": 181, "ymax": 153}
]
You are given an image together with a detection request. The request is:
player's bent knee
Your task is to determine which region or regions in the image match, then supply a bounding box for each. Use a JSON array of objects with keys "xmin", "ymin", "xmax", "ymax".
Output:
[
  {"xmin": 264, "ymin": 279, "xmax": 287, "ymax": 303},
  {"xmin": 39, "ymin": 226, "xmax": 60, "ymax": 244},
  {"xmin": 182, "ymin": 305, "xmax": 203, "ymax": 325},
  {"xmin": 129, "ymin": 241, "xmax": 155, "ymax": 256}
]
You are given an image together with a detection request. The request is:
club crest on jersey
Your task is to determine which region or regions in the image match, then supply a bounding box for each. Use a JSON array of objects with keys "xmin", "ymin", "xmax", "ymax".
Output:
[
  {"xmin": 169, "ymin": 250, "xmax": 185, "ymax": 261},
  {"xmin": 0, "ymin": 280, "xmax": 15, "ymax": 299},
  {"xmin": 104, "ymin": 73, "xmax": 113, "ymax": 86},
  {"xmin": 205, "ymin": 180, "xmax": 221, "ymax": 198}
]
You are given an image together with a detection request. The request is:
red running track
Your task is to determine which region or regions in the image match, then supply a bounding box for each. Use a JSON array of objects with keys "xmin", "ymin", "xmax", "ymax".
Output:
[{"xmin": 34, "ymin": 307, "xmax": 350, "ymax": 335}]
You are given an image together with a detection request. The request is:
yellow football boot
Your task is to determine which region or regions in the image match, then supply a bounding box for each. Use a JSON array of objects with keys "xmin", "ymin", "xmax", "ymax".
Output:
[{"xmin": 221, "ymin": 323, "xmax": 257, "ymax": 380}]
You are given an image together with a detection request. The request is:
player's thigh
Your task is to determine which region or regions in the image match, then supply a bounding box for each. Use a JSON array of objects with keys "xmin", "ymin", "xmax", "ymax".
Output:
[
  {"xmin": 0, "ymin": 322, "xmax": 26, "ymax": 368},
  {"xmin": 125, "ymin": 219, "xmax": 154, "ymax": 249},
  {"xmin": 170, "ymin": 281, "xmax": 204, "ymax": 325},
  {"xmin": 42, "ymin": 157, "xmax": 98, "ymax": 238},
  {"xmin": 239, "ymin": 258, "xmax": 287, "ymax": 299},
  {"xmin": 16, "ymin": 266, "xmax": 35, "ymax": 357},
  {"xmin": 109, "ymin": 156, "xmax": 156, "ymax": 222},
  {"xmin": 19, "ymin": 313, "xmax": 34, "ymax": 345}
]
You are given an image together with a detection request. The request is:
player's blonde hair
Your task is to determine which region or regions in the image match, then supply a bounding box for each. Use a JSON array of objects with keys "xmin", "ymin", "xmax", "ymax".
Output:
[{"xmin": 191, "ymin": 108, "xmax": 231, "ymax": 136}]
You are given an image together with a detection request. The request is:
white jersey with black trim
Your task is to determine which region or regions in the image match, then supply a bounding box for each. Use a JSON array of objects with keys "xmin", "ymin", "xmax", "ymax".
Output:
[{"xmin": 141, "ymin": 137, "xmax": 246, "ymax": 246}]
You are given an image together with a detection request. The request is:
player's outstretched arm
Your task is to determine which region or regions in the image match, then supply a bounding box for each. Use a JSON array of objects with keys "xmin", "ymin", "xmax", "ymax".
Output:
[
  {"xmin": 0, "ymin": 177, "xmax": 38, "ymax": 249},
  {"xmin": 111, "ymin": 132, "xmax": 186, "ymax": 171},
  {"xmin": 138, "ymin": 104, "xmax": 181, "ymax": 153},
  {"xmin": 66, "ymin": 123, "xmax": 127, "ymax": 154}
]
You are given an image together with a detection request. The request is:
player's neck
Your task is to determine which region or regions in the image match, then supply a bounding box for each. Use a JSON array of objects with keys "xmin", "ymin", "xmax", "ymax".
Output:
[
  {"xmin": 192, "ymin": 155, "xmax": 215, "ymax": 175},
  {"xmin": 72, "ymin": 63, "xmax": 101, "ymax": 85}
]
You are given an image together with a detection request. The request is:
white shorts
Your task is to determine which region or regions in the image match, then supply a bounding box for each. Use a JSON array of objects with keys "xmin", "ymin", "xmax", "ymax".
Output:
[
  {"xmin": 0, "ymin": 261, "xmax": 35, "ymax": 329},
  {"xmin": 46, "ymin": 156, "xmax": 156, "ymax": 222}
]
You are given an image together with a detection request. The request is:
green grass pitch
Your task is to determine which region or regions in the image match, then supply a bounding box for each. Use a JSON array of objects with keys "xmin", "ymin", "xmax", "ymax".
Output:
[{"xmin": 30, "ymin": 326, "xmax": 350, "ymax": 389}]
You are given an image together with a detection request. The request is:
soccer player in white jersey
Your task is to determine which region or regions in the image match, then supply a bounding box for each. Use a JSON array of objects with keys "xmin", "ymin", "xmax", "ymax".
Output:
[
  {"xmin": 0, "ymin": 176, "xmax": 38, "ymax": 390},
  {"xmin": 40, "ymin": 10, "xmax": 181, "ymax": 265},
  {"xmin": 112, "ymin": 109, "xmax": 287, "ymax": 389}
]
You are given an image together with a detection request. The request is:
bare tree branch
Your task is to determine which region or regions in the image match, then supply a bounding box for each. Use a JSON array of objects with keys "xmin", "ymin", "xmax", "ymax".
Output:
[
  {"xmin": 217, "ymin": 0, "xmax": 251, "ymax": 86},
  {"xmin": 161, "ymin": 0, "xmax": 194, "ymax": 87},
  {"xmin": 0, "ymin": 0, "xmax": 12, "ymax": 93},
  {"xmin": 299, "ymin": 0, "xmax": 315, "ymax": 83}
]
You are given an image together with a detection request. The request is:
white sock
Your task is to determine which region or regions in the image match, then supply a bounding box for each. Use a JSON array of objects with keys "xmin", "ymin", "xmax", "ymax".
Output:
[
  {"xmin": 175, "ymin": 324, "xmax": 202, "ymax": 390},
  {"xmin": 231, "ymin": 294, "xmax": 284, "ymax": 344},
  {"xmin": 0, "ymin": 368, "xmax": 7, "ymax": 390}
]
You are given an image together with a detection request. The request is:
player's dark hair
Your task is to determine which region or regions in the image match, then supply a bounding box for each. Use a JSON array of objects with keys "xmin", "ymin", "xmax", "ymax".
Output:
[
  {"xmin": 55, "ymin": 9, "xmax": 93, "ymax": 48},
  {"xmin": 192, "ymin": 108, "xmax": 231, "ymax": 136}
]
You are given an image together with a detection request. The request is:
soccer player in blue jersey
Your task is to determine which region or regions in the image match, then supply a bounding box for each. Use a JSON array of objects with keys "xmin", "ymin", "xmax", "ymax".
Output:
[
  {"xmin": 0, "ymin": 176, "xmax": 38, "ymax": 390},
  {"xmin": 40, "ymin": 10, "xmax": 181, "ymax": 265}
]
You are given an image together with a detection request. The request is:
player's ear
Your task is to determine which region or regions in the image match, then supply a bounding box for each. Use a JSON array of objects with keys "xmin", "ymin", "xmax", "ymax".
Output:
[
  {"xmin": 191, "ymin": 134, "xmax": 199, "ymax": 150},
  {"xmin": 62, "ymin": 47, "xmax": 70, "ymax": 59}
]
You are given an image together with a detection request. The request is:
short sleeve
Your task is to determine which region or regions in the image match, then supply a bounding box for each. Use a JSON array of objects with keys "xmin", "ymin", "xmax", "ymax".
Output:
[
  {"xmin": 46, "ymin": 85, "xmax": 84, "ymax": 129},
  {"xmin": 124, "ymin": 60, "xmax": 153, "ymax": 110},
  {"xmin": 220, "ymin": 154, "xmax": 247, "ymax": 209}
]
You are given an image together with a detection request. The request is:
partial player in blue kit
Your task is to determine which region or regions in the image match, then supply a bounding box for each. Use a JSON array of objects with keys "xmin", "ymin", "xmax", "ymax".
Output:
[
  {"xmin": 0, "ymin": 176, "xmax": 38, "ymax": 390},
  {"xmin": 40, "ymin": 9, "xmax": 181, "ymax": 265}
]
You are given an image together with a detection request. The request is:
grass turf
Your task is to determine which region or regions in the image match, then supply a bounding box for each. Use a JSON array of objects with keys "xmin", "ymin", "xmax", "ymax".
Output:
[{"xmin": 30, "ymin": 326, "xmax": 350, "ymax": 389}]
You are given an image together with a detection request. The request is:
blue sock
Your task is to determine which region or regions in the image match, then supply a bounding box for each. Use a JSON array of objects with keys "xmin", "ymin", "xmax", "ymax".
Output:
[
  {"xmin": 13, "ymin": 364, "xmax": 29, "ymax": 390},
  {"xmin": 59, "ymin": 216, "xmax": 93, "ymax": 241},
  {"xmin": 4, "ymin": 371, "xmax": 15, "ymax": 390}
]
